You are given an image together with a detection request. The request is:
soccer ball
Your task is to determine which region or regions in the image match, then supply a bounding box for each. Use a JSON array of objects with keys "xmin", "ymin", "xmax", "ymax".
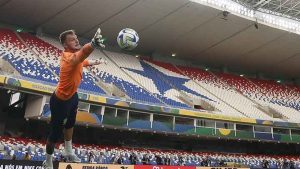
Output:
[{"xmin": 117, "ymin": 28, "xmax": 139, "ymax": 50}]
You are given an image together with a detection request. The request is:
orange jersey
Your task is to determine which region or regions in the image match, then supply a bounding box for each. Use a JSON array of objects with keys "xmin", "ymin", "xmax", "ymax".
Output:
[{"xmin": 55, "ymin": 44, "xmax": 94, "ymax": 100}]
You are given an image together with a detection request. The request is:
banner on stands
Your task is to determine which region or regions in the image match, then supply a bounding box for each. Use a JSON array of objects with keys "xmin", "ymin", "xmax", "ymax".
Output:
[
  {"xmin": 196, "ymin": 167, "xmax": 249, "ymax": 169},
  {"xmin": 0, "ymin": 160, "xmax": 59, "ymax": 169},
  {"xmin": 59, "ymin": 163, "xmax": 134, "ymax": 169},
  {"xmin": 134, "ymin": 165, "xmax": 196, "ymax": 169},
  {"xmin": 58, "ymin": 164, "xmax": 250, "ymax": 169},
  {"xmin": 134, "ymin": 166, "xmax": 249, "ymax": 169}
]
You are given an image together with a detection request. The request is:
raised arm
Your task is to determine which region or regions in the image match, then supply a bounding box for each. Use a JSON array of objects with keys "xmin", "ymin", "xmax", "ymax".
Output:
[
  {"xmin": 71, "ymin": 28, "xmax": 105, "ymax": 65},
  {"xmin": 83, "ymin": 58, "xmax": 107, "ymax": 67},
  {"xmin": 72, "ymin": 43, "xmax": 94, "ymax": 65}
]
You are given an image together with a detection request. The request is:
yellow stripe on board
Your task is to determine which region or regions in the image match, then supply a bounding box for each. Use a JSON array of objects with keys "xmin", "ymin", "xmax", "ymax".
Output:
[
  {"xmin": 19, "ymin": 79, "xmax": 55, "ymax": 93},
  {"xmin": 0, "ymin": 75, "xmax": 5, "ymax": 84},
  {"xmin": 179, "ymin": 109, "xmax": 256, "ymax": 124},
  {"xmin": 89, "ymin": 94, "xmax": 107, "ymax": 103}
]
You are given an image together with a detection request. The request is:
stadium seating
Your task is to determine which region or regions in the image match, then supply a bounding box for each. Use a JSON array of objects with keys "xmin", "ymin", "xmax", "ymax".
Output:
[
  {"xmin": 250, "ymin": 78, "xmax": 300, "ymax": 110},
  {"xmin": 18, "ymin": 32, "xmax": 106, "ymax": 95},
  {"xmin": 179, "ymin": 67, "xmax": 277, "ymax": 120},
  {"xmin": 36, "ymin": 36, "xmax": 165, "ymax": 105},
  {"xmin": 124, "ymin": 60, "xmax": 192, "ymax": 108},
  {"xmin": 0, "ymin": 136, "xmax": 299, "ymax": 168},
  {"xmin": 1, "ymin": 28, "xmax": 300, "ymax": 122},
  {"xmin": 216, "ymin": 73, "xmax": 300, "ymax": 122},
  {"xmin": 144, "ymin": 60, "xmax": 276, "ymax": 120},
  {"xmin": 103, "ymin": 52, "xmax": 191, "ymax": 108},
  {"xmin": 142, "ymin": 60, "xmax": 248, "ymax": 118},
  {"xmin": 144, "ymin": 59, "xmax": 300, "ymax": 122},
  {"xmin": 145, "ymin": 61, "xmax": 300, "ymax": 122},
  {"xmin": 88, "ymin": 50, "xmax": 164, "ymax": 105},
  {"xmin": 0, "ymin": 29, "xmax": 58, "ymax": 84}
]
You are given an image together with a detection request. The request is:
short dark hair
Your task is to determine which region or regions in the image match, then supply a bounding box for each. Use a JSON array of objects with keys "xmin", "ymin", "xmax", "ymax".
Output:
[{"xmin": 59, "ymin": 30, "xmax": 75, "ymax": 44}]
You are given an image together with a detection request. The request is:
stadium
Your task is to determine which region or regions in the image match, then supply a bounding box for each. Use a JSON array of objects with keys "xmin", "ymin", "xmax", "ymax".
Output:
[{"xmin": 0, "ymin": 0, "xmax": 300, "ymax": 168}]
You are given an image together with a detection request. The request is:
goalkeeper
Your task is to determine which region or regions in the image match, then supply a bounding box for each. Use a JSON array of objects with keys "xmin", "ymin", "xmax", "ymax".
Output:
[{"xmin": 43, "ymin": 28, "xmax": 106, "ymax": 169}]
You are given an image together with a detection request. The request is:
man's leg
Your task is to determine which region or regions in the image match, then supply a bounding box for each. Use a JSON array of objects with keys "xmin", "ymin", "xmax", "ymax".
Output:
[
  {"xmin": 63, "ymin": 127, "xmax": 74, "ymax": 154},
  {"xmin": 64, "ymin": 127, "xmax": 73, "ymax": 141},
  {"xmin": 44, "ymin": 94, "xmax": 66, "ymax": 169},
  {"xmin": 44, "ymin": 125, "xmax": 64, "ymax": 168},
  {"xmin": 62, "ymin": 93, "xmax": 80, "ymax": 162},
  {"xmin": 44, "ymin": 124, "xmax": 63, "ymax": 168},
  {"xmin": 44, "ymin": 141, "xmax": 55, "ymax": 169},
  {"xmin": 62, "ymin": 127, "xmax": 80, "ymax": 162}
]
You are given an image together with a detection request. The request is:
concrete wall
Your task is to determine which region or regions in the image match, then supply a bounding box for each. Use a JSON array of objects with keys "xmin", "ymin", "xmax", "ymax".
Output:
[{"xmin": 24, "ymin": 95, "xmax": 46, "ymax": 118}]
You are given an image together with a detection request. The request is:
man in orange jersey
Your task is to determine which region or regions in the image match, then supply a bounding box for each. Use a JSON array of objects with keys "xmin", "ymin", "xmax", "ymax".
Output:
[{"xmin": 43, "ymin": 28, "xmax": 106, "ymax": 169}]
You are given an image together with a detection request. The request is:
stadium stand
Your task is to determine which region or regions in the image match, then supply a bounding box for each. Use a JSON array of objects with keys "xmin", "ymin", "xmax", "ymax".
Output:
[
  {"xmin": 18, "ymin": 32, "xmax": 106, "ymax": 95},
  {"xmin": 216, "ymin": 73, "xmax": 300, "ymax": 122},
  {"xmin": 90, "ymin": 51, "xmax": 191, "ymax": 108},
  {"xmin": 146, "ymin": 60, "xmax": 275, "ymax": 120},
  {"xmin": 36, "ymin": 35, "xmax": 165, "ymax": 105},
  {"xmin": 1, "ymin": 28, "xmax": 300, "ymax": 122},
  {"xmin": 144, "ymin": 59, "xmax": 300, "ymax": 122},
  {"xmin": 249, "ymin": 78, "xmax": 300, "ymax": 111},
  {"xmin": 141, "ymin": 59, "xmax": 249, "ymax": 118},
  {"xmin": 0, "ymin": 136, "xmax": 299, "ymax": 168},
  {"xmin": 88, "ymin": 50, "xmax": 165, "ymax": 105},
  {"xmin": 0, "ymin": 29, "xmax": 58, "ymax": 84}
]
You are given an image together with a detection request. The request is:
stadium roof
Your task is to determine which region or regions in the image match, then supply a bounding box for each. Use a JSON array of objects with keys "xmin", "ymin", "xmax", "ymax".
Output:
[
  {"xmin": 0, "ymin": 0, "xmax": 299, "ymax": 78},
  {"xmin": 233, "ymin": 0, "xmax": 300, "ymax": 21}
]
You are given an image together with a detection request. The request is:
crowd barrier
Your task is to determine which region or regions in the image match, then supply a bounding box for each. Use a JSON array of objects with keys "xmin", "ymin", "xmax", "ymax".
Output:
[
  {"xmin": 0, "ymin": 159, "xmax": 58, "ymax": 169},
  {"xmin": 57, "ymin": 163, "xmax": 250, "ymax": 169},
  {"xmin": 0, "ymin": 160, "xmax": 250, "ymax": 169}
]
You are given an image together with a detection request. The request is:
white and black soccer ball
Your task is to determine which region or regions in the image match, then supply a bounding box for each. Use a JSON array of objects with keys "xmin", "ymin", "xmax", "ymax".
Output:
[{"xmin": 117, "ymin": 28, "xmax": 139, "ymax": 51}]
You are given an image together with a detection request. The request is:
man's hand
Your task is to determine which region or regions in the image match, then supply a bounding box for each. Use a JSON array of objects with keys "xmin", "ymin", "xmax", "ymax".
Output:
[
  {"xmin": 91, "ymin": 28, "xmax": 105, "ymax": 48},
  {"xmin": 96, "ymin": 58, "xmax": 107, "ymax": 65},
  {"xmin": 88, "ymin": 58, "xmax": 107, "ymax": 66}
]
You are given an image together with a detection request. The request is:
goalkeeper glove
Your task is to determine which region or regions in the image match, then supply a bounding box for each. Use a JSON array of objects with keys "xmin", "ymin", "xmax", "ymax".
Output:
[{"xmin": 91, "ymin": 28, "xmax": 105, "ymax": 48}]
